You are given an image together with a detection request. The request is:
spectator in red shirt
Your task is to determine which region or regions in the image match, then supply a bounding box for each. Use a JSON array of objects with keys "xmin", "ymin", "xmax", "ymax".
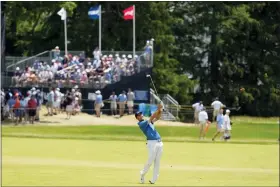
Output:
[
  {"xmin": 28, "ymin": 95, "xmax": 37, "ymax": 124},
  {"xmin": 13, "ymin": 95, "xmax": 21, "ymax": 125}
]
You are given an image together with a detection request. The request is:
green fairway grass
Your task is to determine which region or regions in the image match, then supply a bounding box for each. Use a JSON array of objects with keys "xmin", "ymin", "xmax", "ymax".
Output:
[
  {"xmin": 2, "ymin": 137, "xmax": 279, "ymax": 186},
  {"xmin": 2, "ymin": 121, "xmax": 279, "ymax": 144}
]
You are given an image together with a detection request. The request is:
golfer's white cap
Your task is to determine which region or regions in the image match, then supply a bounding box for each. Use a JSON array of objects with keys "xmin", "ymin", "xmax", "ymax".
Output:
[
  {"xmin": 122, "ymin": 54, "xmax": 126, "ymax": 58},
  {"xmin": 109, "ymin": 54, "xmax": 113, "ymax": 58},
  {"xmin": 226, "ymin": 109, "xmax": 230, "ymax": 113},
  {"xmin": 127, "ymin": 54, "xmax": 132, "ymax": 59},
  {"xmin": 134, "ymin": 55, "xmax": 138, "ymax": 58},
  {"xmin": 56, "ymin": 88, "xmax": 60, "ymax": 91},
  {"xmin": 16, "ymin": 67, "xmax": 20, "ymax": 71},
  {"xmin": 52, "ymin": 59, "xmax": 55, "ymax": 63},
  {"xmin": 74, "ymin": 85, "xmax": 78, "ymax": 89},
  {"xmin": 115, "ymin": 54, "xmax": 119, "ymax": 57},
  {"xmin": 31, "ymin": 87, "xmax": 36, "ymax": 91},
  {"xmin": 95, "ymin": 90, "xmax": 101, "ymax": 94}
]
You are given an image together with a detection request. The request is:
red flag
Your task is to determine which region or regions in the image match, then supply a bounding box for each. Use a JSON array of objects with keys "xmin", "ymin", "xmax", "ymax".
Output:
[{"xmin": 123, "ymin": 6, "xmax": 134, "ymax": 20}]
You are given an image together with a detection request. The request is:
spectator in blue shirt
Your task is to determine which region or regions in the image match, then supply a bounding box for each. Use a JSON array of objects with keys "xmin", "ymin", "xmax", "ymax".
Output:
[
  {"xmin": 7, "ymin": 96, "xmax": 16, "ymax": 120},
  {"xmin": 212, "ymin": 109, "xmax": 225, "ymax": 141},
  {"xmin": 118, "ymin": 91, "xmax": 127, "ymax": 117},
  {"xmin": 94, "ymin": 90, "xmax": 103, "ymax": 117}
]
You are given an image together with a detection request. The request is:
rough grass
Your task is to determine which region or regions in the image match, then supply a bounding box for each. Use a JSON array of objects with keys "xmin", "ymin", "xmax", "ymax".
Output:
[{"xmin": 2, "ymin": 120, "xmax": 279, "ymax": 144}]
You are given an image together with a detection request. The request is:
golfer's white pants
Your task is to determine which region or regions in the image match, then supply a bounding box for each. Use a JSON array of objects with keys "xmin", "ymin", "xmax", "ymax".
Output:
[{"xmin": 141, "ymin": 140, "xmax": 163, "ymax": 183}]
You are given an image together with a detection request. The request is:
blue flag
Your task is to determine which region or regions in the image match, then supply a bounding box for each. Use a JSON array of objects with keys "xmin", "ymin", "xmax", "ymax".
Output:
[{"xmin": 88, "ymin": 6, "xmax": 100, "ymax": 20}]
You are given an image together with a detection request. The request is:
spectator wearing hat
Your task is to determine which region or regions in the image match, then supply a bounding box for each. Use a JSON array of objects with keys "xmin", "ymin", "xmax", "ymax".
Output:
[
  {"xmin": 109, "ymin": 91, "xmax": 118, "ymax": 116},
  {"xmin": 12, "ymin": 67, "xmax": 22, "ymax": 86},
  {"xmin": 127, "ymin": 88, "xmax": 135, "ymax": 115},
  {"xmin": 118, "ymin": 91, "xmax": 127, "ymax": 117},
  {"xmin": 94, "ymin": 90, "xmax": 103, "ymax": 117},
  {"xmin": 223, "ymin": 109, "xmax": 232, "ymax": 141},
  {"xmin": 198, "ymin": 107, "xmax": 208, "ymax": 140},
  {"xmin": 28, "ymin": 94, "xmax": 37, "ymax": 124},
  {"xmin": 52, "ymin": 46, "xmax": 61, "ymax": 59},
  {"xmin": 192, "ymin": 101, "xmax": 203, "ymax": 125},
  {"xmin": 7, "ymin": 95, "xmax": 16, "ymax": 120}
]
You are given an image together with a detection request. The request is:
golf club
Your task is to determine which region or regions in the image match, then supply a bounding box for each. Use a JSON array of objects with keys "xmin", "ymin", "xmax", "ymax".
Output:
[{"xmin": 146, "ymin": 74, "xmax": 165, "ymax": 111}]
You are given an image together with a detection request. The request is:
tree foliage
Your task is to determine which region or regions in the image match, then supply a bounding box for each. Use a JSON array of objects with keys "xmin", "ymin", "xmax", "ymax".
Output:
[{"xmin": 3, "ymin": 1, "xmax": 280, "ymax": 116}]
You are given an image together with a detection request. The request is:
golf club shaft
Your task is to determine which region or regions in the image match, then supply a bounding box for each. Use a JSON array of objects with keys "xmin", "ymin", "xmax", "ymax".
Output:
[{"xmin": 148, "ymin": 75, "xmax": 165, "ymax": 111}]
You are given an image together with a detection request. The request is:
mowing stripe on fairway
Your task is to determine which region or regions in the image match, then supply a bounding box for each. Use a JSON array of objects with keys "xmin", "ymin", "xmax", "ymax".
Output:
[{"xmin": 3, "ymin": 156, "xmax": 278, "ymax": 174}]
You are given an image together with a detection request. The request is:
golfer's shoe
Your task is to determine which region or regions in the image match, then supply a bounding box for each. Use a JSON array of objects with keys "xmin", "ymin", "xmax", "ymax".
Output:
[
  {"xmin": 149, "ymin": 180, "xmax": 154, "ymax": 184},
  {"xmin": 140, "ymin": 174, "xmax": 145, "ymax": 184}
]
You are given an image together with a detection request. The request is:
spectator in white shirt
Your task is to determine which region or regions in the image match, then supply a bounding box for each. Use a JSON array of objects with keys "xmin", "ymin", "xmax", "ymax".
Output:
[
  {"xmin": 109, "ymin": 91, "xmax": 118, "ymax": 116},
  {"xmin": 223, "ymin": 109, "xmax": 232, "ymax": 141},
  {"xmin": 211, "ymin": 98, "xmax": 225, "ymax": 121},
  {"xmin": 127, "ymin": 88, "xmax": 135, "ymax": 115},
  {"xmin": 93, "ymin": 47, "xmax": 101, "ymax": 59},
  {"xmin": 46, "ymin": 88, "xmax": 55, "ymax": 116},
  {"xmin": 53, "ymin": 88, "xmax": 61, "ymax": 114},
  {"xmin": 192, "ymin": 101, "xmax": 203, "ymax": 124},
  {"xmin": 198, "ymin": 107, "xmax": 208, "ymax": 140}
]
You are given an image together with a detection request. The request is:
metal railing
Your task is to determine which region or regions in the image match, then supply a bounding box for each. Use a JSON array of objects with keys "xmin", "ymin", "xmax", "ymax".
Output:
[
  {"xmin": 6, "ymin": 51, "xmax": 50, "ymax": 72},
  {"xmin": 5, "ymin": 50, "xmax": 85, "ymax": 72},
  {"xmin": 150, "ymin": 89, "xmax": 179, "ymax": 121}
]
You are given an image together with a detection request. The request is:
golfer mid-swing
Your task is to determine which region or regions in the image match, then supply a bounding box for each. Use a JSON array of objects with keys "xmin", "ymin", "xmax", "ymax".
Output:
[{"xmin": 135, "ymin": 104, "xmax": 163, "ymax": 184}]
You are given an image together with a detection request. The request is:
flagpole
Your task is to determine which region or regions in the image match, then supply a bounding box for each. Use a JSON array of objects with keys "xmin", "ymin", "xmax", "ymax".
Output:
[
  {"xmin": 64, "ymin": 9, "xmax": 68, "ymax": 55},
  {"xmin": 99, "ymin": 5, "xmax": 102, "ymax": 52},
  {"xmin": 133, "ymin": 5, "xmax": 135, "ymax": 58}
]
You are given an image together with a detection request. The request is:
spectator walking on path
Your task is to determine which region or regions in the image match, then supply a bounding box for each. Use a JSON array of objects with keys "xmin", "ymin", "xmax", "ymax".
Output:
[
  {"xmin": 198, "ymin": 107, "xmax": 208, "ymax": 140},
  {"xmin": 211, "ymin": 98, "xmax": 225, "ymax": 122},
  {"xmin": 211, "ymin": 109, "xmax": 225, "ymax": 141},
  {"xmin": 223, "ymin": 109, "xmax": 232, "ymax": 141},
  {"xmin": 192, "ymin": 101, "xmax": 203, "ymax": 125}
]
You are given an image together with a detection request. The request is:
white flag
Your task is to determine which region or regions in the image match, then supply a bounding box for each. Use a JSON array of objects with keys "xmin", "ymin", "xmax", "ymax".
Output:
[{"xmin": 57, "ymin": 8, "xmax": 67, "ymax": 20}]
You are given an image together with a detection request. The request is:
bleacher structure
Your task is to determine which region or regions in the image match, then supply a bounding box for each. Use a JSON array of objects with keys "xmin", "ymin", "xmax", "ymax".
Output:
[{"xmin": 2, "ymin": 48, "xmax": 181, "ymax": 121}]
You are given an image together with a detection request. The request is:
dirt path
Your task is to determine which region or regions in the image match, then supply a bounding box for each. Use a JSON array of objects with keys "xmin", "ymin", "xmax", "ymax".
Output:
[{"xmin": 16, "ymin": 108, "xmax": 195, "ymax": 127}]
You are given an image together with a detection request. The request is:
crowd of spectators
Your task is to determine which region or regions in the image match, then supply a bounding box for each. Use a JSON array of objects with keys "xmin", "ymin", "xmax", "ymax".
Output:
[
  {"xmin": 1, "ymin": 85, "xmax": 83, "ymax": 124},
  {"xmin": 1, "ymin": 85, "xmax": 137, "ymax": 124},
  {"xmin": 11, "ymin": 45, "xmax": 150, "ymax": 89}
]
